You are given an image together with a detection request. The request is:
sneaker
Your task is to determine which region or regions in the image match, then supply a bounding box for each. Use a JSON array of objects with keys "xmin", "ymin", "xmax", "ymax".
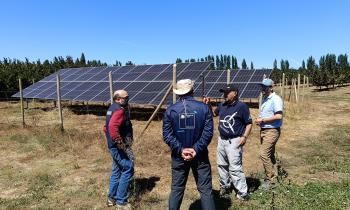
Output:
[
  {"xmin": 219, "ymin": 188, "xmax": 230, "ymax": 197},
  {"xmin": 116, "ymin": 203, "xmax": 132, "ymax": 210},
  {"xmin": 236, "ymin": 193, "xmax": 250, "ymax": 201},
  {"xmin": 106, "ymin": 197, "xmax": 116, "ymax": 207}
]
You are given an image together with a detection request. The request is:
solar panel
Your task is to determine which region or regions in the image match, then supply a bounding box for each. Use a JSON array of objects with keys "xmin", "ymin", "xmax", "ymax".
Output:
[
  {"xmin": 13, "ymin": 62, "xmax": 211, "ymax": 105},
  {"xmin": 201, "ymin": 69, "xmax": 272, "ymax": 99}
]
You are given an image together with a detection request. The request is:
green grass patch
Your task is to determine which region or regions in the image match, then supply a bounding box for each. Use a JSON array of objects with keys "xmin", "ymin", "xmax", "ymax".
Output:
[
  {"xmin": 228, "ymin": 180, "xmax": 350, "ymax": 210},
  {"xmin": 301, "ymin": 125, "xmax": 350, "ymax": 173},
  {"xmin": 0, "ymin": 173, "xmax": 57, "ymax": 209}
]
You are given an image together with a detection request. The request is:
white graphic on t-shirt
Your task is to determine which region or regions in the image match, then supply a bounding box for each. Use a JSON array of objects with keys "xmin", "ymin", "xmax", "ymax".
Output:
[{"xmin": 219, "ymin": 112, "xmax": 237, "ymax": 133}]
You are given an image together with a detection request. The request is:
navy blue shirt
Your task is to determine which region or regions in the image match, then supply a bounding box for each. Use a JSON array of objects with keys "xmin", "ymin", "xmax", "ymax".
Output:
[
  {"xmin": 214, "ymin": 100, "xmax": 252, "ymax": 139},
  {"xmin": 163, "ymin": 96, "xmax": 213, "ymax": 160}
]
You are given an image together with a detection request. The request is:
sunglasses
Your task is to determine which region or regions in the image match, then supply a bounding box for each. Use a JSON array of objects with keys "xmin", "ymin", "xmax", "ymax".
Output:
[{"xmin": 118, "ymin": 96, "xmax": 129, "ymax": 100}]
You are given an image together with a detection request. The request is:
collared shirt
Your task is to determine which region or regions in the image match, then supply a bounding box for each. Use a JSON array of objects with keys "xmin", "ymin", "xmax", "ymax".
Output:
[
  {"xmin": 259, "ymin": 92, "xmax": 283, "ymax": 128},
  {"xmin": 214, "ymin": 100, "xmax": 252, "ymax": 139}
]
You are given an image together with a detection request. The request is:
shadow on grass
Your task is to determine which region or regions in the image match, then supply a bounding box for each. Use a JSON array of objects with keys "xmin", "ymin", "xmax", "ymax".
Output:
[
  {"xmin": 188, "ymin": 177, "xmax": 261, "ymax": 210},
  {"xmin": 247, "ymin": 177, "xmax": 261, "ymax": 193},
  {"xmin": 132, "ymin": 176, "xmax": 160, "ymax": 197},
  {"xmin": 189, "ymin": 189, "xmax": 232, "ymax": 210}
]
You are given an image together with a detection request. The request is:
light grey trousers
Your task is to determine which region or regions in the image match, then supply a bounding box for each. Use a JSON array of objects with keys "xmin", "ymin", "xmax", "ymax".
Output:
[{"xmin": 217, "ymin": 137, "xmax": 248, "ymax": 196}]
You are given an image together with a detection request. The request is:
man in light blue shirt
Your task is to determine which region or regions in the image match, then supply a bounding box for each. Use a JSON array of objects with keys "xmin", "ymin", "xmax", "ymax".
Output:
[{"xmin": 255, "ymin": 78, "xmax": 283, "ymax": 190}]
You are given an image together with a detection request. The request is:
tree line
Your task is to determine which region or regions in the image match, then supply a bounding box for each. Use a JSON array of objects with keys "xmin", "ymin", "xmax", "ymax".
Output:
[
  {"xmin": 176, "ymin": 55, "xmax": 254, "ymax": 70},
  {"xmin": 271, "ymin": 54, "xmax": 350, "ymax": 89},
  {"xmin": 1, "ymin": 53, "xmax": 349, "ymax": 99}
]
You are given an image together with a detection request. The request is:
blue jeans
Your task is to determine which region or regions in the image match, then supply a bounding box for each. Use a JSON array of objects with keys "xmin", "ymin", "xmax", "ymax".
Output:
[
  {"xmin": 169, "ymin": 156, "xmax": 215, "ymax": 210},
  {"xmin": 108, "ymin": 148, "xmax": 134, "ymax": 205}
]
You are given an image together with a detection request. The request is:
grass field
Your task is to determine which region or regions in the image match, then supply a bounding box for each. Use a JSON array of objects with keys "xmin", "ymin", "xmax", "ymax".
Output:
[{"xmin": 0, "ymin": 86, "xmax": 350, "ymax": 209}]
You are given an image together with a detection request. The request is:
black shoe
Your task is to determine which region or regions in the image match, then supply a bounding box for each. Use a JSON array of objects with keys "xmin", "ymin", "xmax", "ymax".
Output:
[
  {"xmin": 236, "ymin": 193, "xmax": 250, "ymax": 201},
  {"xmin": 219, "ymin": 188, "xmax": 230, "ymax": 197}
]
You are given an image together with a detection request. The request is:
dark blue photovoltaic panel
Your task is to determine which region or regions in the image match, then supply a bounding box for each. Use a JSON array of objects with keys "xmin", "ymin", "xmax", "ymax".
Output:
[
  {"xmin": 142, "ymin": 82, "xmax": 169, "ymax": 92},
  {"xmin": 90, "ymin": 90, "xmax": 109, "ymax": 102},
  {"xmin": 232, "ymin": 70, "xmax": 252, "ymax": 83},
  {"xmin": 112, "ymin": 82, "xmax": 129, "ymax": 91},
  {"xmin": 178, "ymin": 70, "xmax": 204, "ymax": 81},
  {"xmin": 12, "ymin": 62, "xmax": 212, "ymax": 104},
  {"xmin": 147, "ymin": 64, "xmax": 170, "ymax": 72},
  {"xmin": 240, "ymin": 83, "xmax": 261, "ymax": 98},
  {"xmin": 193, "ymin": 82, "xmax": 215, "ymax": 97},
  {"xmin": 118, "ymin": 72, "xmax": 142, "ymax": 81},
  {"xmin": 135, "ymin": 72, "xmax": 160, "ymax": 81},
  {"xmin": 153, "ymin": 71, "xmax": 172, "ymax": 81},
  {"xmin": 132, "ymin": 65, "xmax": 152, "ymax": 73},
  {"xmin": 131, "ymin": 92, "xmax": 160, "ymax": 104},
  {"xmin": 205, "ymin": 71, "xmax": 225, "ymax": 83}
]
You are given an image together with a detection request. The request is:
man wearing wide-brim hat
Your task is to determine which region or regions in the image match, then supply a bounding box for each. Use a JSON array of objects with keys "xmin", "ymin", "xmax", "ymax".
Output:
[{"xmin": 163, "ymin": 79, "xmax": 215, "ymax": 210}]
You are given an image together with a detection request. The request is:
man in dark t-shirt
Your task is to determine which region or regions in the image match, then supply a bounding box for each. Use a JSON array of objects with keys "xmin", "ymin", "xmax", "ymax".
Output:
[{"xmin": 205, "ymin": 85, "xmax": 252, "ymax": 200}]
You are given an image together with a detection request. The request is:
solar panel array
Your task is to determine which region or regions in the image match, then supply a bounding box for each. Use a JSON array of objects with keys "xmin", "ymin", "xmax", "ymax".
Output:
[
  {"xmin": 199, "ymin": 69, "xmax": 272, "ymax": 99},
  {"xmin": 13, "ymin": 62, "xmax": 272, "ymax": 105},
  {"xmin": 13, "ymin": 62, "xmax": 211, "ymax": 105}
]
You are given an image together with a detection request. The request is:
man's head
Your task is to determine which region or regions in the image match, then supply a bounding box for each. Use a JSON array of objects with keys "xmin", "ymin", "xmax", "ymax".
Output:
[
  {"xmin": 173, "ymin": 79, "xmax": 194, "ymax": 97},
  {"xmin": 113, "ymin": 90, "xmax": 129, "ymax": 107},
  {"xmin": 219, "ymin": 84, "xmax": 239, "ymax": 103},
  {"xmin": 260, "ymin": 78, "xmax": 274, "ymax": 96}
]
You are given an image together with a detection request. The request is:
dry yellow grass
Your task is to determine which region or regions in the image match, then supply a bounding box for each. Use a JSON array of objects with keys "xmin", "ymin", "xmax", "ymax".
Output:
[{"xmin": 0, "ymin": 85, "xmax": 349, "ymax": 209}]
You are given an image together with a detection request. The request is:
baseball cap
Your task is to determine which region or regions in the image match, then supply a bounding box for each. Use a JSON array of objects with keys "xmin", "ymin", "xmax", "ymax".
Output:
[
  {"xmin": 260, "ymin": 78, "xmax": 274, "ymax": 87},
  {"xmin": 219, "ymin": 84, "xmax": 239, "ymax": 93}
]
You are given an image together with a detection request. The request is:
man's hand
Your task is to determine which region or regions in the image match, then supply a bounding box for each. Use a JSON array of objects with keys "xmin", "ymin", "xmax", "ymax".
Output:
[
  {"xmin": 238, "ymin": 136, "xmax": 247, "ymax": 147},
  {"xmin": 255, "ymin": 118, "xmax": 263, "ymax": 125},
  {"xmin": 182, "ymin": 148, "xmax": 197, "ymax": 161},
  {"xmin": 203, "ymin": 97, "xmax": 211, "ymax": 104}
]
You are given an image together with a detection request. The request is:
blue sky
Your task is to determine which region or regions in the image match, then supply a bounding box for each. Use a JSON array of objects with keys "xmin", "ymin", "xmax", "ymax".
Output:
[{"xmin": 0, "ymin": 0, "xmax": 349, "ymax": 68}]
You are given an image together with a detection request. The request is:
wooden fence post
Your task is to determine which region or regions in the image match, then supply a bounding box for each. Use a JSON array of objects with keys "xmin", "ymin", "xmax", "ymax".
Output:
[
  {"xmin": 56, "ymin": 75, "xmax": 64, "ymax": 132},
  {"xmin": 19, "ymin": 78, "xmax": 25, "ymax": 128},
  {"xmin": 109, "ymin": 71, "xmax": 113, "ymax": 104},
  {"xmin": 172, "ymin": 64, "xmax": 177, "ymax": 104}
]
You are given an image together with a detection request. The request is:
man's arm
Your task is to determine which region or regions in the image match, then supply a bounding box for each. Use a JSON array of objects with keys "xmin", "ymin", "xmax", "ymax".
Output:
[
  {"xmin": 256, "ymin": 112, "xmax": 283, "ymax": 124},
  {"xmin": 256, "ymin": 96, "xmax": 283, "ymax": 124},
  {"xmin": 192, "ymin": 105, "xmax": 214, "ymax": 154},
  {"xmin": 162, "ymin": 109, "xmax": 183, "ymax": 155},
  {"xmin": 109, "ymin": 109, "xmax": 125, "ymax": 142},
  {"xmin": 238, "ymin": 104, "xmax": 253, "ymax": 146}
]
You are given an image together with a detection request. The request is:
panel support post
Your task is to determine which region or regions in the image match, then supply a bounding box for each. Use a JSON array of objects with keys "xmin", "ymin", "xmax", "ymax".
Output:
[
  {"xmin": 282, "ymin": 73, "xmax": 285, "ymax": 100},
  {"xmin": 201, "ymin": 74, "xmax": 205, "ymax": 99},
  {"xmin": 172, "ymin": 64, "xmax": 177, "ymax": 104},
  {"xmin": 227, "ymin": 69, "xmax": 231, "ymax": 85},
  {"xmin": 297, "ymin": 73, "xmax": 300, "ymax": 102},
  {"xmin": 109, "ymin": 71, "xmax": 114, "ymax": 104},
  {"xmin": 56, "ymin": 74, "xmax": 64, "ymax": 132},
  {"xmin": 303, "ymin": 75, "xmax": 306, "ymax": 102},
  {"xmin": 19, "ymin": 78, "xmax": 25, "ymax": 128}
]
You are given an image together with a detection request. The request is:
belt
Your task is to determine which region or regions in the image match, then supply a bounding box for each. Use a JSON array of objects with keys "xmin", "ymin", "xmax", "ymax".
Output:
[
  {"xmin": 220, "ymin": 135, "xmax": 240, "ymax": 140},
  {"xmin": 261, "ymin": 127, "xmax": 280, "ymax": 131}
]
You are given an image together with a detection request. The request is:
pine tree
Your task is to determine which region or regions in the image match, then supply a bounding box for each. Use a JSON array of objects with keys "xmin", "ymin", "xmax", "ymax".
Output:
[
  {"xmin": 80, "ymin": 53, "xmax": 86, "ymax": 66},
  {"xmin": 273, "ymin": 59, "xmax": 278, "ymax": 70},
  {"xmin": 241, "ymin": 59, "xmax": 247, "ymax": 69},
  {"xmin": 176, "ymin": 58, "xmax": 182, "ymax": 63},
  {"xmin": 250, "ymin": 61, "xmax": 254, "ymax": 70}
]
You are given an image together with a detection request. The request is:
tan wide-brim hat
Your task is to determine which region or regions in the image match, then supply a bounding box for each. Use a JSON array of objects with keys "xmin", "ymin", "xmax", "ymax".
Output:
[{"xmin": 173, "ymin": 79, "xmax": 194, "ymax": 95}]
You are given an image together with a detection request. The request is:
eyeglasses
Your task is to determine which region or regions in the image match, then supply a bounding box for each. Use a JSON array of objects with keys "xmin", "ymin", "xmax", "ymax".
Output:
[{"xmin": 118, "ymin": 96, "xmax": 129, "ymax": 100}]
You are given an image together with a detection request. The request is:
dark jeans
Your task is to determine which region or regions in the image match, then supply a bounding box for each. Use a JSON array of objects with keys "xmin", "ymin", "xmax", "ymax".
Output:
[{"xmin": 169, "ymin": 157, "xmax": 215, "ymax": 210}]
